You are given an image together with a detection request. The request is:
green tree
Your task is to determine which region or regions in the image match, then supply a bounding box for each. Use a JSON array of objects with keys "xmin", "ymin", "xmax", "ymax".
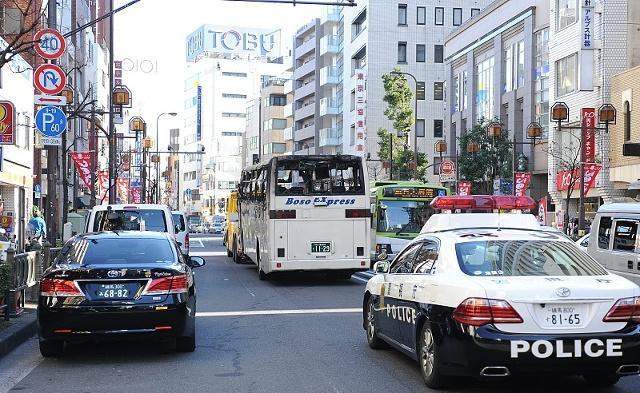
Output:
[
  {"xmin": 377, "ymin": 68, "xmax": 427, "ymax": 180},
  {"xmin": 458, "ymin": 120, "xmax": 513, "ymax": 194},
  {"xmin": 377, "ymin": 128, "xmax": 428, "ymax": 180}
]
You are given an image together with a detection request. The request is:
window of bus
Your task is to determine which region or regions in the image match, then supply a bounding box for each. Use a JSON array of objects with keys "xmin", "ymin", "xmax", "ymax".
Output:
[
  {"xmin": 275, "ymin": 158, "xmax": 365, "ymax": 196},
  {"xmin": 377, "ymin": 200, "xmax": 433, "ymax": 234}
]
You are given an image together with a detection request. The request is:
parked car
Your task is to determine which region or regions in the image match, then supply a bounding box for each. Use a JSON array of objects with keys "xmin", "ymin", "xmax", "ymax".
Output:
[
  {"xmin": 172, "ymin": 211, "xmax": 189, "ymax": 256},
  {"xmin": 37, "ymin": 231, "xmax": 205, "ymax": 357},
  {"xmin": 211, "ymin": 222, "xmax": 224, "ymax": 234},
  {"xmin": 576, "ymin": 233, "xmax": 589, "ymax": 252},
  {"xmin": 588, "ymin": 203, "xmax": 640, "ymax": 286},
  {"xmin": 85, "ymin": 204, "xmax": 176, "ymax": 237}
]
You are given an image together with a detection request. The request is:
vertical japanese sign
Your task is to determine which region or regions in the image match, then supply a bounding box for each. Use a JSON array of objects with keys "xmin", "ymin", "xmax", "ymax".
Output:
[
  {"xmin": 70, "ymin": 151, "xmax": 94, "ymax": 191},
  {"xmin": 0, "ymin": 101, "xmax": 16, "ymax": 145},
  {"xmin": 130, "ymin": 186, "xmax": 141, "ymax": 203},
  {"xmin": 514, "ymin": 172, "xmax": 532, "ymax": 197},
  {"xmin": 457, "ymin": 181, "xmax": 472, "ymax": 196},
  {"xmin": 581, "ymin": 0, "xmax": 594, "ymax": 50},
  {"xmin": 581, "ymin": 108, "xmax": 596, "ymax": 163},
  {"xmin": 354, "ymin": 69, "xmax": 366, "ymax": 156},
  {"xmin": 196, "ymin": 85, "xmax": 202, "ymax": 142},
  {"xmin": 538, "ymin": 196, "xmax": 547, "ymax": 226}
]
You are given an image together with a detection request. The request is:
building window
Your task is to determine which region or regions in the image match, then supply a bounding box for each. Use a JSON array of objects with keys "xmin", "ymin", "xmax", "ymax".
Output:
[
  {"xmin": 556, "ymin": 53, "xmax": 577, "ymax": 97},
  {"xmin": 475, "ymin": 57, "xmax": 495, "ymax": 120},
  {"xmin": 453, "ymin": 8, "xmax": 462, "ymax": 26},
  {"xmin": 417, "ymin": 6, "xmax": 426, "ymax": 25},
  {"xmin": 453, "ymin": 71, "xmax": 468, "ymax": 112},
  {"xmin": 557, "ymin": 0, "xmax": 577, "ymax": 31},
  {"xmin": 433, "ymin": 119, "xmax": 443, "ymax": 138},
  {"xmin": 434, "ymin": 45, "xmax": 443, "ymax": 63},
  {"xmin": 398, "ymin": 4, "xmax": 407, "ymax": 26},
  {"xmin": 222, "ymin": 93, "xmax": 247, "ymax": 99},
  {"xmin": 504, "ymin": 45, "xmax": 513, "ymax": 92},
  {"xmin": 625, "ymin": 101, "xmax": 631, "ymax": 142},
  {"xmin": 435, "ymin": 7, "xmax": 444, "ymax": 26},
  {"xmin": 433, "ymin": 156, "xmax": 442, "ymax": 175},
  {"xmin": 516, "ymin": 40, "xmax": 525, "ymax": 88},
  {"xmin": 268, "ymin": 94, "xmax": 286, "ymax": 106},
  {"xmin": 504, "ymin": 40, "xmax": 525, "ymax": 92},
  {"xmin": 221, "ymin": 72, "xmax": 247, "ymax": 78},
  {"xmin": 471, "ymin": 8, "xmax": 480, "ymax": 17},
  {"xmin": 416, "ymin": 119, "xmax": 425, "ymax": 137},
  {"xmin": 352, "ymin": 9, "xmax": 367, "ymax": 40},
  {"xmin": 534, "ymin": 28, "xmax": 550, "ymax": 135},
  {"xmin": 398, "ymin": 42, "xmax": 407, "ymax": 63},
  {"xmin": 453, "ymin": 74, "xmax": 460, "ymax": 112},
  {"xmin": 433, "ymin": 82, "xmax": 444, "ymax": 101},
  {"xmin": 416, "ymin": 44, "xmax": 426, "ymax": 62}
]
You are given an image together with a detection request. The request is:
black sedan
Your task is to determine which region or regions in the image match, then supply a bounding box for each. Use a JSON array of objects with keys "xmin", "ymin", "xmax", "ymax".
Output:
[{"xmin": 37, "ymin": 231, "xmax": 205, "ymax": 357}]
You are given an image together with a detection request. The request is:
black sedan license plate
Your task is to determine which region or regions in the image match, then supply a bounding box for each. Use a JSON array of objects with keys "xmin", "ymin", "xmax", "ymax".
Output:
[
  {"xmin": 311, "ymin": 242, "xmax": 331, "ymax": 253},
  {"xmin": 95, "ymin": 283, "xmax": 131, "ymax": 299}
]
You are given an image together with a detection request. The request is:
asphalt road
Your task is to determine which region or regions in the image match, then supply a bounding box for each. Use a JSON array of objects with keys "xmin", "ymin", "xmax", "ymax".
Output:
[{"xmin": 1, "ymin": 234, "xmax": 639, "ymax": 393}]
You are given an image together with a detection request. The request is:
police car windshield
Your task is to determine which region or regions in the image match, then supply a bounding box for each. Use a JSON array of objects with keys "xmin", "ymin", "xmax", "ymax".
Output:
[
  {"xmin": 56, "ymin": 238, "xmax": 176, "ymax": 265},
  {"xmin": 377, "ymin": 201, "xmax": 432, "ymax": 233},
  {"xmin": 455, "ymin": 240, "xmax": 607, "ymax": 277},
  {"xmin": 275, "ymin": 158, "xmax": 365, "ymax": 196}
]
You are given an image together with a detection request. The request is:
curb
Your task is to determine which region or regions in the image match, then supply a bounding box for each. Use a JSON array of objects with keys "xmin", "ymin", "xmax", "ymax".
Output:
[{"xmin": 0, "ymin": 310, "xmax": 37, "ymax": 359}]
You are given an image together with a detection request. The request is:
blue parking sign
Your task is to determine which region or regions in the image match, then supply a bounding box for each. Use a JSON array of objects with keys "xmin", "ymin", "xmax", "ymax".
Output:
[{"xmin": 36, "ymin": 106, "xmax": 67, "ymax": 137}]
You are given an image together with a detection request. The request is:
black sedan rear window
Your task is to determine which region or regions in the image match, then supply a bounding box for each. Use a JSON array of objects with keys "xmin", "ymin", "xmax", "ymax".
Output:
[
  {"xmin": 57, "ymin": 238, "xmax": 176, "ymax": 265},
  {"xmin": 455, "ymin": 240, "xmax": 607, "ymax": 276}
]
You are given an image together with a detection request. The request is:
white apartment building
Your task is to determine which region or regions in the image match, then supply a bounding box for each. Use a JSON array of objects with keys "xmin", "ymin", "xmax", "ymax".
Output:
[
  {"xmin": 182, "ymin": 25, "xmax": 287, "ymax": 215},
  {"xmin": 340, "ymin": 0, "xmax": 491, "ymax": 182},
  {"xmin": 547, "ymin": 0, "xmax": 640, "ymax": 215}
]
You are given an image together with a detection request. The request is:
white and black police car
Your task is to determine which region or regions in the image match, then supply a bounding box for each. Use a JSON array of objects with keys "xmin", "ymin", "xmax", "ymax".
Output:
[{"xmin": 363, "ymin": 195, "xmax": 640, "ymax": 389}]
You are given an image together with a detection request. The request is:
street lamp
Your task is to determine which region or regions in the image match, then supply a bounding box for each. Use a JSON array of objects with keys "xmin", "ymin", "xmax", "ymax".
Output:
[
  {"xmin": 156, "ymin": 112, "xmax": 178, "ymax": 203},
  {"xmin": 466, "ymin": 141, "xmax": 480, "ymax": 154},
  {"xmin": 390, "ymin": 70, "xmax": 419, "ymax": 176},
  {"xmin": 60, "ymin": 85, "xmax": 74, "ymax": 106}
]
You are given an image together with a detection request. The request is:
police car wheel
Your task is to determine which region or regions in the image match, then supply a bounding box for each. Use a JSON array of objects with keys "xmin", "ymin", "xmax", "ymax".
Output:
[
  {"xmin": 419, "ymin": 324, "xmax": 447, "ymax": 389},
  {"xmin": 365, "ymin": 297, "xmax": 385, "ymax": 349},
  {"xmin": 583, "ymin": 373, "xmax": 620, "ymax": 387}
]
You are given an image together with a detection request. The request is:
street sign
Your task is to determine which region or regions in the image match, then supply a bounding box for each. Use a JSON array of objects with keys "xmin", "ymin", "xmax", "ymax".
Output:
[
  {"xmin": 0, "ymin": 101, "xmax": 16, "ymax": 145},
  {"xmin": 439, "ymin": 159, "xmax": 456, "ymax": 183},
  {"xmin": 36, "ymin": 106, "xmax": 67, "ymax": 137},
  {"xmin": 34, "ymin": 64, "xmax": 67, "ymax": 95},
  {"xmin": 34, "ymin": 28, "xmax": 66, "ymax": 60},
  {"xmin": 40, "ymin": 136, "xmax": 61, "ymax": 146},
  {"xmin": 35, "ymin": 94, "xmax": 67, "ymax": 106}
]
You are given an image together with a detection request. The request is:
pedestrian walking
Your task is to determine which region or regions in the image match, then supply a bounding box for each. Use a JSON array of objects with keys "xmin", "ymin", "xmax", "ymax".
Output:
[{"xmin": 27, "ymin": 208, "xmax": 47, "ymax": 249}]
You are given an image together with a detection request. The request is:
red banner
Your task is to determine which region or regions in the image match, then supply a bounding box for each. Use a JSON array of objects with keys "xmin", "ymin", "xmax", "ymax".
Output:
[
  {"xmin": 514, "ymin": 172, "xmax": 532, "ymax": 197},
  {"xmin": 116, "ymin": 178, "xmax": 129, "ymax": 203},
  {"xmin": 130, "ymin": 186, "xmax": 141, "ymax": 204},
  {"xmin": 97, "ymin": 171, "xmax": 109, "ymax": 202},
  {"xmin": 0, "ymin": 101, "xmax": 15, "ymax": 145},
  {"xmin": 537, "ymin": 197, "xmax": 547, "ymax": 226},
  {"xmin": 581, "ymin": 108, "xmax": 596, "ymax": 163},
  {"xmin": 457, "ymin": 181, "xmax": 472, "ymax": 196},
  {"xmin": 70, "ymin": 151, "xmax": 93, "ymax": 191},
  {"xmin": 556, "ymin": 164, "xmax": 601, "ymax": 193}
]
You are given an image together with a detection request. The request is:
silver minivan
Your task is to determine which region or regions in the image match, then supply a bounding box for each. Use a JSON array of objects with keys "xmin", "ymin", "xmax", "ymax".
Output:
[{"xmin": 588, "ymin": 203, "xmax": 640, "ymax": 285}]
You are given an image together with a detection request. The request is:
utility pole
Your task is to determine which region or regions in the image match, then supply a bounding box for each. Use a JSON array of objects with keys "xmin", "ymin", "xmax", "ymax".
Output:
[
  {"xmin": 45, "ymin": 0, "xmax": 58, "ymax": 244},
  {"xmin": 90, "ymin": 101, "xmax": 97, "ymax": 207},
  {"xmin": 107, "ymin": 0, "xmax": 116, "ymax": 203},
  {"xmin": 141, "ymin": 124, "xmax": 147, "ymax": 203}
]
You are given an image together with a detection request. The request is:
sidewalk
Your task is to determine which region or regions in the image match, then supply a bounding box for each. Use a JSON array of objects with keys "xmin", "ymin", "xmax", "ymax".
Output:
[{"xmin": 0, "ymin": 309, "xmax": 37, "ymax": 359}]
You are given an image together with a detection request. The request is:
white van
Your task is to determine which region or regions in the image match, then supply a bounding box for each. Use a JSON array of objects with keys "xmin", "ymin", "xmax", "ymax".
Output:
[
  {"xmin": 587, "ymin": 203, "xmax": 640, "ymax": 285},
  {"xmin": 85, "ymin": 204, "xmax": 176, "ymax": 237},
  {"xmin": 172, "ymin": 210, "xmax": 189, "ymax": 255}
]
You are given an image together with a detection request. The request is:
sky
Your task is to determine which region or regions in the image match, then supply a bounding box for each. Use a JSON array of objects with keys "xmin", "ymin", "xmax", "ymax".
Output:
[{"xmin": 114, "ymin": 0, "xmax": 322, "ymax": 149}]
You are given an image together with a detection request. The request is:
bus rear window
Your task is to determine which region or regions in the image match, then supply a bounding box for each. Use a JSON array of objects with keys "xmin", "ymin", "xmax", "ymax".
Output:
[{"xmin": 275, "ymin": 158, "xmax": 365, "ymax": 196}]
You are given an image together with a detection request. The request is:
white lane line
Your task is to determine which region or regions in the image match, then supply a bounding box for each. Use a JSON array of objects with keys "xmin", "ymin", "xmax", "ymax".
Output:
[
  {"xmin": 197, "ymin": 308, "xmax": 361, "ymax": 317},
  {"xmin": 190, "ymin": 251, "xmax": 228, "ymax": 257},
  {"xmin": 0, "ymin": 338, "xmax": 42, "ymax": 393},
  {"xmin": 351, "ymin": 275, "xmax": 369, "ymax": 284}
]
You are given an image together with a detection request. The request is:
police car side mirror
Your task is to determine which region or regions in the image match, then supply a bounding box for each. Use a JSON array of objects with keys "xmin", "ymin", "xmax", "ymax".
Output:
[{"xmin": 373, "ymin": 261, "xmax": 389, "ymax": 274}]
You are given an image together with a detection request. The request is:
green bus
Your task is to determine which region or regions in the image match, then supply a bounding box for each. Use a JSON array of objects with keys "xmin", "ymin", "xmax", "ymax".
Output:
[{"xmin": 370, "ymin": 181, "xmax": 448, "ymax": 262}]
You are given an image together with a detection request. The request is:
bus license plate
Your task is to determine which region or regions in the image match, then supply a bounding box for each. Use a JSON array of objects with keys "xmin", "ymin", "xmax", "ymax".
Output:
[{"xmin": 311, "ymin": 242, "xmax": 331, "ymax": 253}]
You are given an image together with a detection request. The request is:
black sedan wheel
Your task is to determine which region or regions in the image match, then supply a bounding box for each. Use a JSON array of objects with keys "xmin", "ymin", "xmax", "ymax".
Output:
[
  {"xmin": 419, "ymin": 324, "xmax": 448, "ymax": 389},
  {"xmin": 365, "ymin": 297, "xmax": 385, "ymax": 349},
  {"xmin": 39, "ymin": 339, "xmax": 64, "ymax": 358}
]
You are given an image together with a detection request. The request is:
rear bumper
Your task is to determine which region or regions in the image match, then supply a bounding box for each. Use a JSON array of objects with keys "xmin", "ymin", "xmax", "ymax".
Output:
[
  {"xmin": 266, "ymin": 258, "xmax": 368, "ymax": 272},
  {"xmin": 38, "ymin": 303, "xmax": 193, "ymax": 341},
  {"xmin": 439, "ymin": 323, "xmax": 640, "ymax": 377}
]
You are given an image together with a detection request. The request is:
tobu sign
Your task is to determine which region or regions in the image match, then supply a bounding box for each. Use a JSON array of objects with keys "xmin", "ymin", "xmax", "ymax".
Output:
[{"xmin": 186, "ymin": 25, "xmax": 281, "ymax": 62}]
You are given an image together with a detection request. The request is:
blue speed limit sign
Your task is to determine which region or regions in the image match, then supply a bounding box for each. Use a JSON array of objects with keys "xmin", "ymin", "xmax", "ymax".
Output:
[{"xmin": 36, "ymin": 106, "xmax": 67, "ymax": 137}]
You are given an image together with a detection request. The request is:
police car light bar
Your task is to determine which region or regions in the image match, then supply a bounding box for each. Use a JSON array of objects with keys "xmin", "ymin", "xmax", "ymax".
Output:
[{"xmin": 430, "ymin": 195, "xmax": 537, "ymax": 212}]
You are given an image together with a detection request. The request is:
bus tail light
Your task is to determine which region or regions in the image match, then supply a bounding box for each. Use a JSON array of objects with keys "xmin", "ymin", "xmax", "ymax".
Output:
[
  {"xmin": 453, "ymin": 298, "xmax": 523, "ymax": 326},
  {"xmin": 345, "ymin": 209, "xmax": 371, "ymax": 218},
  {"xmin": 604, "ymin": 297, "xmax": 640, "ymax": 323},
  {"xmin": 269, "ymin": 210, "xmax": 296, "ymax": 219}
]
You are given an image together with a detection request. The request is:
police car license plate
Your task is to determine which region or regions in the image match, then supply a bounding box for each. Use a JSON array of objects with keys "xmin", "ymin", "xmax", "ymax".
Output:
[
  {"xmin": 311, "ymin": 242, "xmax": 331, "ymax": 253},
  {"xmin": 539, "ymin": 304, "xmax": 585, "ymax": 327}
]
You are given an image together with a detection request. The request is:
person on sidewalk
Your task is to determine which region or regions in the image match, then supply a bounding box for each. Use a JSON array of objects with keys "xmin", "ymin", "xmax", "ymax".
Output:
[{"xmin": 27, "ymin": 208, "xmax": 47, "ymax": 246}]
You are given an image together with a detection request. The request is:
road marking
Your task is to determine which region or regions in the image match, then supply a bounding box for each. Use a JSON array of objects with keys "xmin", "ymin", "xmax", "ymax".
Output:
[
  {"xmin": 190, "ymin": 251, "xmax": 227, "ymax": 257},
  {"xmin": 197, "ymin": 308, "xmax": 361, "ymax": 317},
  {"xmin": 351, "ymin": 275, "xmax": 369, "ymax": 284},
  {"xmin": 0, "ymin": 338, "xmax": 43, "ymax": 393}
]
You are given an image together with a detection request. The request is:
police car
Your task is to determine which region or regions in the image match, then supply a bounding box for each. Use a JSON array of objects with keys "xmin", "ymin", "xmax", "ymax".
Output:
[{"xmin": 362, "ymin": 195, "xmax": 640, "ymax": 389}]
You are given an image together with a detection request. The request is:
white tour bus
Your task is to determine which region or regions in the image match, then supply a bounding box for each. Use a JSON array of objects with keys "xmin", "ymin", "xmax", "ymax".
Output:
[{"xmin": 236, "ymin": 155, "xmax": 371, "ymax": 280}]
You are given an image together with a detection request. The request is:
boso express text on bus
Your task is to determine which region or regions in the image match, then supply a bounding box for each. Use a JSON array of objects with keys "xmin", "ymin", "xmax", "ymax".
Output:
[{"xmin": 284, "ymin": 197, "xmax": 358, "ymax": 206}]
